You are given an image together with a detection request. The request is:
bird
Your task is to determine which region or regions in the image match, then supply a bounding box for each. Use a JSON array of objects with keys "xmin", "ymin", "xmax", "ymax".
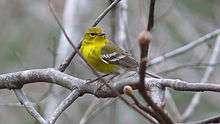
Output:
[{"xmin": 80, "ymin": 26, "xmax": 138, "ymax": 74}]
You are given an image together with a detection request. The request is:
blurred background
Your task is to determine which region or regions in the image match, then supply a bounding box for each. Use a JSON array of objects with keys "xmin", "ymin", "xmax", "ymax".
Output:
[{"xmin": 0, "ymin": 0, "xmax": 220, "ymax": 124}]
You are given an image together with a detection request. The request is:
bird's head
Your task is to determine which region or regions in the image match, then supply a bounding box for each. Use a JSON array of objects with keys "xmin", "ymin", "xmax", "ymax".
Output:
[{"xmin": 84, "ymin": 27, "xmax": 107, "ymax": 42}]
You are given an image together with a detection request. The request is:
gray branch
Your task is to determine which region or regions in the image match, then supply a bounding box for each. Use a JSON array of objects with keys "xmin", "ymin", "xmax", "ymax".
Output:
[
  {"xmin": 1, "ymin": 68, "xmax": 220, "ymax": 123},
  {"xmin": 14, "ymin": 89, "xmax": 48, "ymax": 124},
  {"xmin": 181, "ymin": 35, "xmax": 220, "ymax": 121},
  {"xmin": 1, "ymin": 68, "xmax": 220, "ymax": 96},
  {"xmin": 149, "ymin": 29, "xmax": 220, "ymax": 66},
  {"xmin": 48, "ymin": 90, "xmax": 81, "ymax": 124}
]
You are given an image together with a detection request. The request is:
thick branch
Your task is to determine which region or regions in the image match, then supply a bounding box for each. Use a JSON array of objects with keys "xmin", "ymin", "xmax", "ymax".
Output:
[
  {"xmin": 2, "ymin": 69, "xmax": 220, "ymax": 97},
  {"xmin": 0, "ymin": 68, "xmax": 85, "ymax": 90}
]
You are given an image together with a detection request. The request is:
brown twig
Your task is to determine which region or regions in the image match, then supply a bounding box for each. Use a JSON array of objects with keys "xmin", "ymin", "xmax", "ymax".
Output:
[
  {"xmin": 138, "ymin": 0, "xmax": 173, "ymax": 123},
  {"xmin": 130, "ymin": 95, "xmax": 158, "ymax": 124},
  {"xmin": 123, "ymin": 86, "xmax": 159, "ymax": 124},
  {"xmin": 123, "ymin": 86, "xmax": 158, "ymax": 124},
  {"xmin": 147, "ymin": 0, "xmax": 155, "ymax": 31},
  {"xmin": 138, "ymin": 0, "xmax": 154, "ymax": 100}
]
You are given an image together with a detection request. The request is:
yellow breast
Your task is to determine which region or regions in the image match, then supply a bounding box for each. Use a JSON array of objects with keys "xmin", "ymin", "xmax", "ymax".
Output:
[{"xmin": 80, "ymin": 42, "xmax": 119, "ymax": 73}]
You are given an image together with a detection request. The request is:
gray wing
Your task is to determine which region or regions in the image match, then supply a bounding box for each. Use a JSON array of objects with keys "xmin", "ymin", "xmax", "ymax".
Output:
[{"xmin": 101, "ymin": 42, "xmax": 138, "ymax": 70}]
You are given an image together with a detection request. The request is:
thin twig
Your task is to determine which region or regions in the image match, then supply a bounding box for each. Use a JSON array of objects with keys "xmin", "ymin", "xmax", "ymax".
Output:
[
  {"xmin": 47, "ymin": 90, "xmax": 81, "ymax": 124},
  {"xmin": 166, "ymin": 91, "xmax": 181, "ymax": 122},
  {"xmin": 188, "ymin": 115, "xmax": 220, "ymax": 124},
  {"xmin": 181, "ymin": 35, "xmax": 220, "ymax": 122},
  {"xmin": 79, "ymin": 98, "xmax": 117, "ymax": 124},
  {"xmin": 0, "ymin": 103, "xmax": 36, "ymax": 107},
  {"xmin": 158, "ymin": 62, "xmax": 220, "ymax": 75},
  {"xmin": 149, "ymin": 29, "xmax": 220, "ymax": 66},
  {"xmin": 147, "ymin": 0, "xmax": 155, "ymax": 31},
  {"xmin": 14, "ymin": 89, "xmax": 48, "ymax": 124},
  {"xmin": 49, "ymin": 1, "xmax": 93, "ymax": 74},
  {"xmin": 131, "ymin": 104, "xmax": 159, "ymax": 124},
  {"xmin": 128, "ymin": 94, "xmax": 159, "ymax": 124},
  {"xmin": 92, "ymin": 0, "xmax": 121, "ymax": 27}
]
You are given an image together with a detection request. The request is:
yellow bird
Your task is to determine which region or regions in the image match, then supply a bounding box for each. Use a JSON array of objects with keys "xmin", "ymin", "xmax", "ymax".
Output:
[{"xmin": 80, "ymin": 26, "xmax": 138, "ymax": 74}]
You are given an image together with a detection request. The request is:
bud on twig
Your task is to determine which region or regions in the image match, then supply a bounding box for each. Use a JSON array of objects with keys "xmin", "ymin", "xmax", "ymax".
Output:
[
  {"xmin": 123, "ymin": 85, "xmax": 133, "ymax": 96},
  {"xmin": 138, "ymin": 31, "xmax": 152, "ymax": 46}
]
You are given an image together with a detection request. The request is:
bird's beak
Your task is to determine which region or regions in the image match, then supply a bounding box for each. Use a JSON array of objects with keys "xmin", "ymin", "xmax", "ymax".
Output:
[{"xmin": 98, "ymin": 33, "xmax": 106, "ymax": 36}]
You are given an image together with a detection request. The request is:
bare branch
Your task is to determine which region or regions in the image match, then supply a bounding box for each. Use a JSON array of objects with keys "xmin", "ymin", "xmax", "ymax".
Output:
[
  {"xmin": 158, "ymin": 62, "xmax": 220, "ymax": 75},
  {"xmin": 1, "ymin": 68, "xmax": 220, "ymax": 122},
  {"xmin": 165, "ymin": 91, "xmax": 181, "ymax": 122},
  {"xmin": 2, "ymin": 67, "xmax": 220, "ymax": 124},
  {"xmin": 147, "ymin": 0, "xmax": 155, "ymax": 31},
  {"xmin": 125, "ymin": 89, "xmax": 159, "ymax": 124},
  {"xmin": 50, "ymin": 0, "xmax": 81, "ymax": 72},
  {"xmin": 93, "ymin": 0, "xmax": 121, "ymax": 27},
  {"xmin": 0, "ymin": 68, "xmax": 168, "ymax": 123},
  {"xmin": 161, "ymin": 79, "xmax": 220, "ymax": 92},
  {"xmin": 149, "ymin": 29, "xmax": 220, "ymax": 66},
  {"xmin": 48, "ymin": 90, "xmax": 81, "ymax": 124},
  {"xmin": 3, "ymin": 68, "xmax": 220, "ymax": 123},
  {"xmin": 188, "ymin": 115, "xmax": 220, "ymax": 124},
  {"xmin": 79, "ymin": 98, "xmax": 117, "ymax": 124},
  {"xmin": 123, "ymin": 85, "xmax": 159, "ymax": 123},
  {"xmin": 2, "ymin": 69, "xmax": 220, "ymax": 95},
  {"xmin": 0, "ymin": 103, "xmax": 36, "ymax": 107},
  {"xmin": 14, "ymin": 89, "xmax": 48, "ymax": 124},
  {"xmin": 181, "ymin": 35, "xmax": 220, "ymax": 122}
]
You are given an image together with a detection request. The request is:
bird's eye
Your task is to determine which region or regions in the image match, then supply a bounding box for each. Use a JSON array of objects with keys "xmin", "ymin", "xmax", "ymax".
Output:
[{"xmin": 90, "ymin": 33, "xmax": 96, "ymax": 36}]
